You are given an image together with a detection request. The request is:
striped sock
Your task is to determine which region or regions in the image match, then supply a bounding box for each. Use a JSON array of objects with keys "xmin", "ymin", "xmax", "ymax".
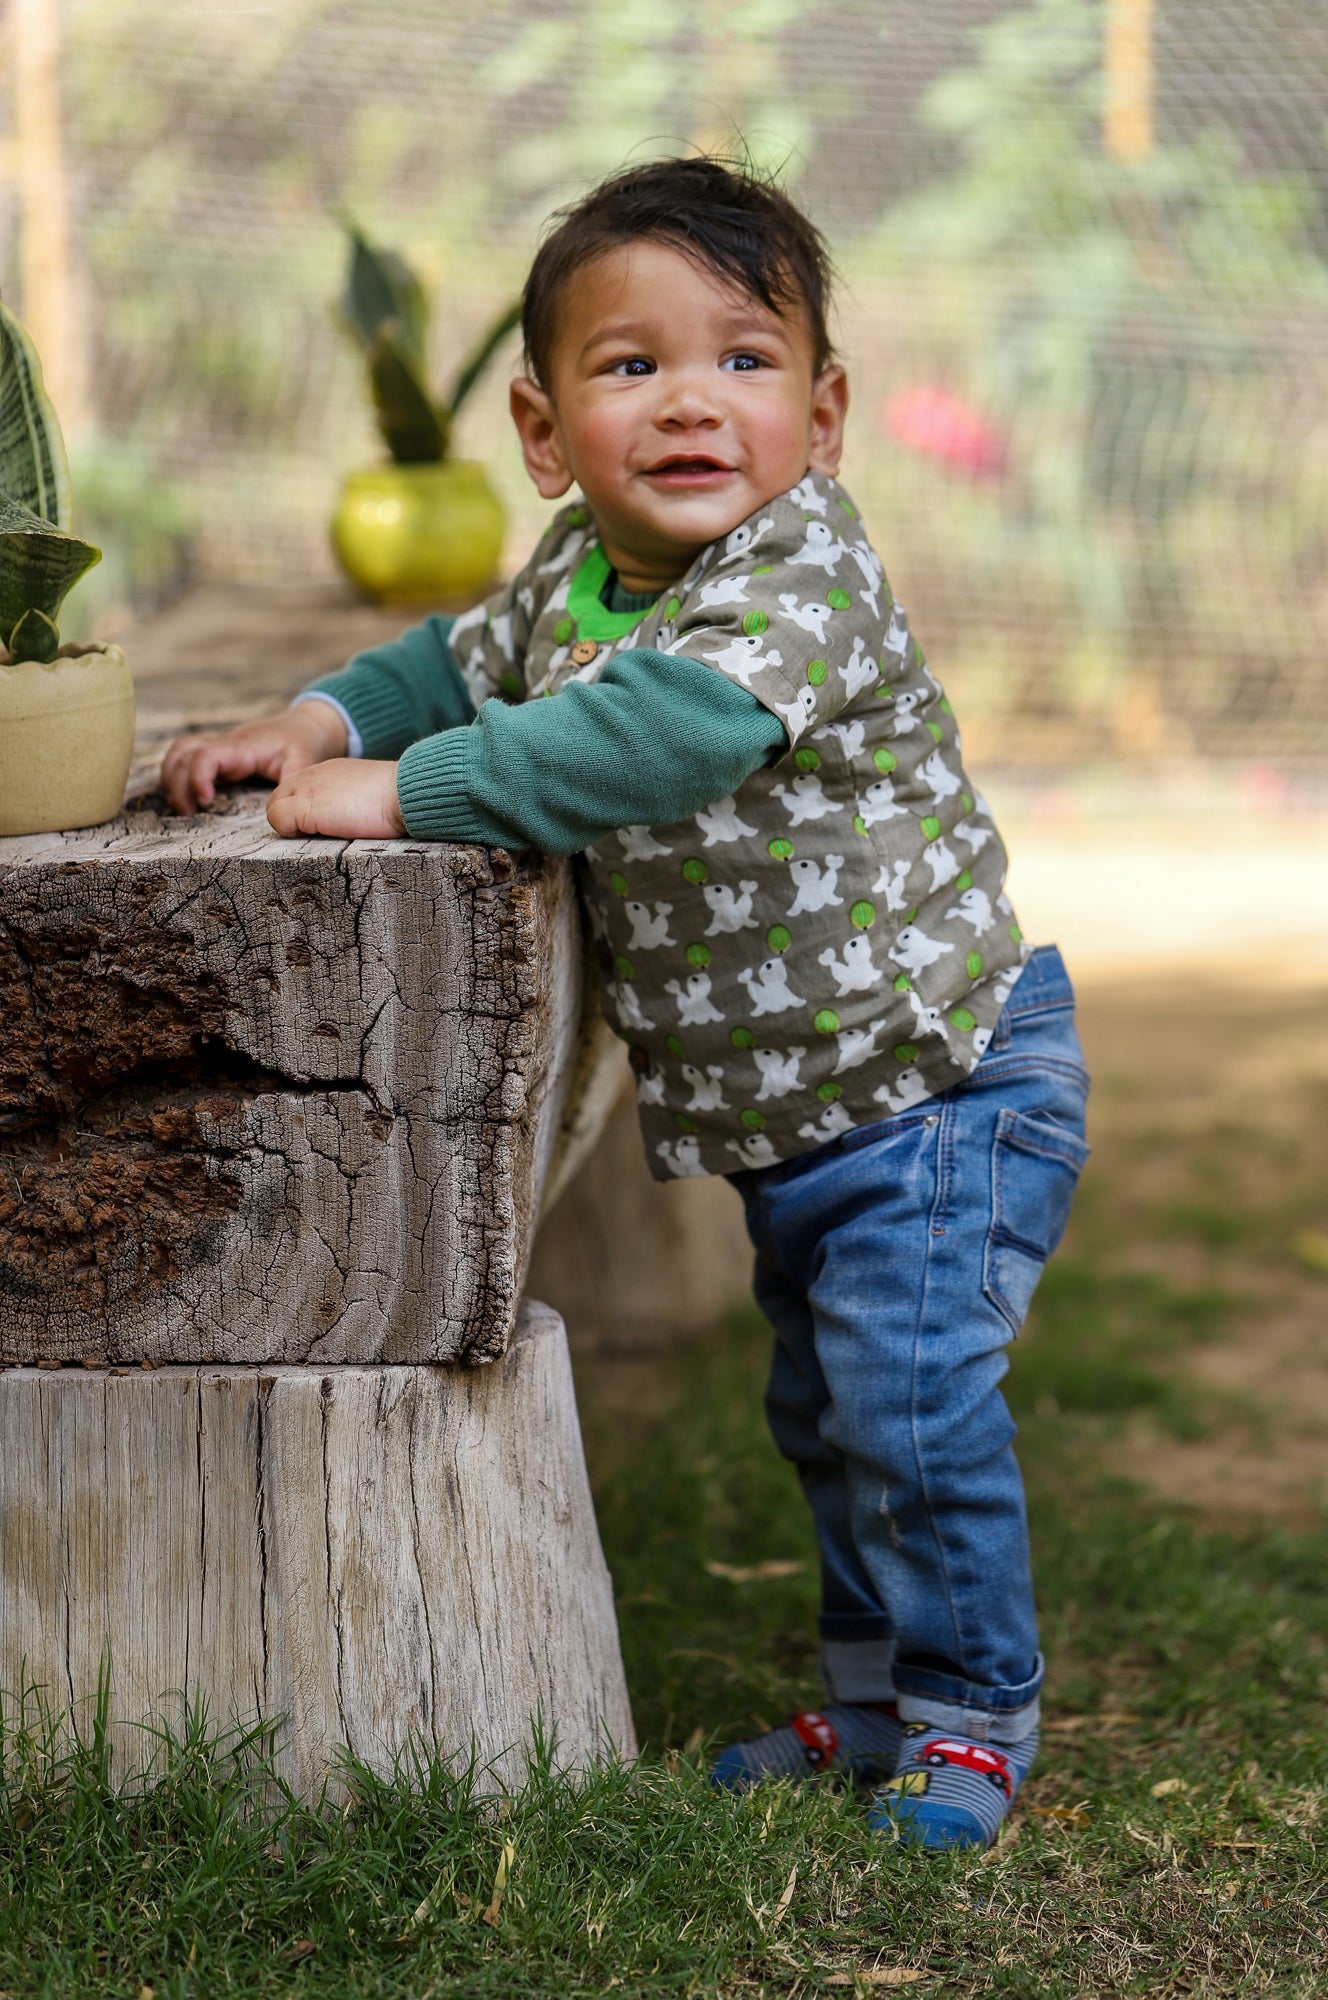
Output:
[
  {"xmin": 869, "ymin": 1721, "xmax": 1039, "ymax": 1850},
  {"xmin": 710, "ymin": 1702, "xmax": 904, "ymax": 1792}
]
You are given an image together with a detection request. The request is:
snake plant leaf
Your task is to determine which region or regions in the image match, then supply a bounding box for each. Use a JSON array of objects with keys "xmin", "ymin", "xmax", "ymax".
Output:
[
  {"xmin": 0, "ymin": 295, "xmax": 72, "ymax": 529},
  {"xmin": 367, "ymin": 323, "xmax": 448, "ymax": 463},
  {"xmin": 0, "ymin": 494, "xmax": 100, "ymax": 662},
  {"xmin": 340, "ymin": 222, "xmax": 430, "ymax": 373},
  {"xmin": 444, "ymin": 300, "xmax": 521, "ymax": 422}
]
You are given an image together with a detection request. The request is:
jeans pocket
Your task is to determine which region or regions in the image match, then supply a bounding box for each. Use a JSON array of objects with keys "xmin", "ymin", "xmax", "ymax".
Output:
[{"xmin": 984, "ymin": 1108, "xmax": 1090, "ymax": 1335}]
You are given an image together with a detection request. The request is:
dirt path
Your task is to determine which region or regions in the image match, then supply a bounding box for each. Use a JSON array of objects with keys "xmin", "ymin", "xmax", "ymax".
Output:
[{"xmin": 1069, "ymin": 969, "xmax": 1328, "ymax": 1523}]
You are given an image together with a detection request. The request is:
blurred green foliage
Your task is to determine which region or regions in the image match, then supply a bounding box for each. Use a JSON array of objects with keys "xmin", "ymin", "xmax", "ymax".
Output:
[{"xmin": 2, "ymin": 0, "xmax": 1320, "ymax": 750}]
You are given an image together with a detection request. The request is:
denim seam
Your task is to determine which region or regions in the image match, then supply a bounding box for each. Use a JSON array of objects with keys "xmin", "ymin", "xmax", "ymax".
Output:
[
  {"xmin": 1002, "ymin": 996, "xmax": 1075, "ymax": 1021},
  {"xmin": 956, "ymin": 1055, "xmax": 1090, "ymax": 1094},
  {"xmin": 908, "ymin": 1122, "xmax": 965, "ymax": 1667},
  {"xmin": 930, "ymin": 1096, "xmax": 956, "ymax": 1238}
]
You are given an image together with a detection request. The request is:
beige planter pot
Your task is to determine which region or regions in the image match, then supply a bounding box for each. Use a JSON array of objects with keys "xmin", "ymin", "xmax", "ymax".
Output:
[{"xmin": 0, "ymin": 642, "xmax": 134, "ymax": 837}]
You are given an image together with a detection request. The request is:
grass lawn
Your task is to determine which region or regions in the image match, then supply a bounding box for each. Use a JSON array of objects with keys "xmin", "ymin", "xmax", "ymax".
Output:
[{"xmin": 2, "ymin": 975, "xmax": 1325, "ymax": 1996}]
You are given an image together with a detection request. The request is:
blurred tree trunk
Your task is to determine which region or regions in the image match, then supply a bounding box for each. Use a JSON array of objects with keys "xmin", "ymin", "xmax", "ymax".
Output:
[
  {"xmin": 1104, "ymin": 0, "xmax": 1154, "ymax": 164},
  {"xmin": 11, "ymin": 0, "xmax": 89, "ymax": 439}
]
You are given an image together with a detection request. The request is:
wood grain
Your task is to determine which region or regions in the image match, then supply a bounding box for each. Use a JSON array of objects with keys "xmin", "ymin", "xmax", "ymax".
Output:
[
  {"xmin": 0, "ymin": 1301, "xmax": 636, "ymax": 1793},
  {"xmin": 0, "ymin": 796, "xmax": 587, "ymax": 1364}
]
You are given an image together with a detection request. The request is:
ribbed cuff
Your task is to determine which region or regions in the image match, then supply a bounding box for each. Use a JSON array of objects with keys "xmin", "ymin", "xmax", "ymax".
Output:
[
  {"xmin": 396, "ymin": 730, "xmax": 524, "ymax": 846},
  {"xmin": 291, "ymin": 691, "xmax": 363, "ymax": 758},
  {"xmin": 302, "ymin": 670, "xmax": 417, "ymax": 762}
]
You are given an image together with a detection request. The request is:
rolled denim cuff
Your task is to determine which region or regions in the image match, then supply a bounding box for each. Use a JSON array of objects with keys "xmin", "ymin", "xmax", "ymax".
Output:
[
  {"xmin": 819, "ymin": 1637, "xmax": 898, "ymax": 1704},
  {"xmin": 893, "ymin": 1649, "xmax": 1044, "ymax": 1743},
  {"xmin": 896, "ymin": 1689, "xmax": 1041, "ymax": 1746}
]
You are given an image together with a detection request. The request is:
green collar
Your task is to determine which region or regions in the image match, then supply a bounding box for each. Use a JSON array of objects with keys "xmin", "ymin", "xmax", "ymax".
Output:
[{"xmin": 565, "ymin": 542, "xmax": 660, "ymax": 641}]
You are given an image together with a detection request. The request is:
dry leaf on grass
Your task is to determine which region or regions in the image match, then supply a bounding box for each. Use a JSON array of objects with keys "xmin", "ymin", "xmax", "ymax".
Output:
[
  {"xmin": 769, "ymin": 1864, "xmax": 797, "ymax": 1929},
  {"xmin": 1151, "ymin": 1777, "xmax": 1189, "ymax": 1797},
  {"xmin": 481, "ymin": 1839, "xmax": 515, "ymax": 1926},
  {"xmin": 1044, "ymin": 1710, "xmax": 1140, "ymax": 1734},
  {"xmin": 704, "ymin": 1559, "xmax": 805, "ymax": 1583},
  {"xmin": 825, "ymin": 1969, "xmax": 927, "ymax": 1988},
  {"xmin": 1030, "ymin": 1804, "xmax": 1091, "ymax": 1827},
  {"xmin": 1292, "ymin": 1229, "xmax": 1328, "ymax": 1276}
]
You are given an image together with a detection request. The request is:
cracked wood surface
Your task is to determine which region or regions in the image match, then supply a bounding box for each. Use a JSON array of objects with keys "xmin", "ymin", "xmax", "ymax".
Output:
[
  {"xmin": 0, "ymin": 1300, "xmax": 636, "ymax": 1792},
  {"xmin": 0, "ymin": 789, "xmax": 585, "ymax": 1363}
]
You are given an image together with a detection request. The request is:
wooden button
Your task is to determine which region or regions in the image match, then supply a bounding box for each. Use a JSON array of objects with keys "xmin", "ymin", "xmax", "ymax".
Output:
[{"xmin": 570, "ymin": 639, "xmax": 599, "ymax": 666}]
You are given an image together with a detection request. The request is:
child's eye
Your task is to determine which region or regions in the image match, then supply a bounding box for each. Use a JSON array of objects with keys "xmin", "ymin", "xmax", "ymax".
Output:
[
  {"xmin": 609, "ymin": 357, "xmax": 655, "ymax": 377},
  {"xmin": 721, "ymin": 352, "xmax": 766, "ymax": 372}
]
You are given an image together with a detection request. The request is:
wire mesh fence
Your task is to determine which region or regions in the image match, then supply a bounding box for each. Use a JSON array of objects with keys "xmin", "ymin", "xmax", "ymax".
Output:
[{"xmin": 1, "ymin": 0, "xmax": 1325, "ymax": 769}]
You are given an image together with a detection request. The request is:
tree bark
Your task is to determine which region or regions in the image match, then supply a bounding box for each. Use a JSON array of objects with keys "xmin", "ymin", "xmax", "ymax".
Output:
[
  {"xmin": 0, "ymin": 1301, "xmax": 635, "ymax": 1791},
  {"xmin": 0, "ymin": 796, "xmax": 590, "ymax": 1364}
]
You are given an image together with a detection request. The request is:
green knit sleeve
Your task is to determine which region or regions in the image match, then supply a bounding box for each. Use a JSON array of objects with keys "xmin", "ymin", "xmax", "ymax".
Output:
[
  {"xmin": 395, "ymin": 647, "xmax": 786, "ymax": 852},
  {"xmin": 301, "ymin": 614, "xmax": 475, "ymax": 760}
]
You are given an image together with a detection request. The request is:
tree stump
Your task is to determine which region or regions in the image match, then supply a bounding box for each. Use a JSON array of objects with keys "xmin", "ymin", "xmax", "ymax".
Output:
[
  {"xmin": 0, "ymin": 588, "xmax": 636, "ymax": 1787},
  {"xmin": 0, "ymin": 1301, "xmax": 635, "ymax": 1792},
  {"xmin": 0, "ymin": 797, "xmax": 589, "ymax": 1365}
]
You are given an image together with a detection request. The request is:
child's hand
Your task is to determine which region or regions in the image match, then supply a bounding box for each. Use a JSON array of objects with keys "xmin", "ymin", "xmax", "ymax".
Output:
[
  {"xmin": 266, "ymin": 759, "xmax": 406, "ymax": 841},
  {"xmin": 161, "ymin": 703, "xmax": 348, "ymax": 814}
]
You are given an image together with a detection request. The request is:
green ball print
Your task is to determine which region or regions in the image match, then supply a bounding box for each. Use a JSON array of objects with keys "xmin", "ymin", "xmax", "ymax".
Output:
[
  {"xmin": 950, "ymin": 1007, "xmax": 976, "ymax": 1032},
  {"xmin": 807, "ymin": 658, "xmax": 827, "ymax": 687},
  {"xmin": 675, "ymin": 1112, "xmax": 698, "ymax": 1134},
  {"xmin": 873, "ymin": 746, "xmax": 897, "ymax": 775},
  {"xmin": 740, "ymin": 1107, "xmax": 766, "ymax": 1133},
  {"xmin": 666, "ymin": 1033, "xmax": 686, "ymax": 1058},
  {"xmin": 608, "ymin": 870, "xmax": 628, "ymax": 896},
  {"xmin": 664, "ymin": 595, "xmax": 681, "ymax": 619},
  {"xmin": 614, "ymin": 954, "xmax": 633, "ymax": 980},
  {"xmin": 686, "ymin": 942, "xmax": 711, "ymax": 970},
  {"xmin": 794, "ymin": 746, "xmax": 821, "ymax": 773},
  {"xmin": 893, "ymin": 1042, "xmax": 919, "ymax": 1063},
  {"xmin": 742, "ymin": 609, "xmax": 769, "ymax": 637},
  {"xmin": 825, "ymin": 587, "xmax": 852, "ymax": 610},
  {"xmin": 816, "ymin": 1080, "xmax": 843, "ymax": 1102},
  {"xmin": 966, "ymin": 951, "xmax": 983, "ymax": 979},
  {"xmin": 850, "ymin": 900, "xmax": 875, "ymax": 931},
  {"xmin": 766, "ymin": 924, "xmax": 791, "ymax": 953},
  {"xmin": 553, "ymin": 615, "xmax": 575, "ymax": 644},
  {"xmin": 730, "ymin": 1025, "xmax": 755, "ymax": 1049},
  {"xmin": 920, "ymin": 815, "xmax": 941, "ymax": 841},
  {"xmin": 956, "ymin": 869, "xmax": 973, "ymax": 892},
  {"xmin": 768, "ymin": 836, "xmax": 794, "ymax": 860},
  {"xmin": 813, "ymin": 1008, "xmax": 840, "ymax": 1036},
  {"xmin": 682, "ymin": 857, "xmax": 708, "ymax": 885}
]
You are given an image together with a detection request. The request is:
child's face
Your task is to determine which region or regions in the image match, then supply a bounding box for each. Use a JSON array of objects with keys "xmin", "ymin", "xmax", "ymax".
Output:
[{"xmin": 510, "ymin": 241, "xmax": 847, "ymax": 592}]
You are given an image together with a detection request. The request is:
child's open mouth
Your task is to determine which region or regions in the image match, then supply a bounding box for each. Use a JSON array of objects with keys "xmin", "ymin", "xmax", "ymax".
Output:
[{"xmin": 643, "ymin": 457, "xmax": 735, "ymax": 488}]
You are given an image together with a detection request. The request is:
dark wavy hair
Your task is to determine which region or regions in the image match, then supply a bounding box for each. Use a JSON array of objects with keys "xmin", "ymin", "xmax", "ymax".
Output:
[{"xmin": 521, "ymin": 155, "xmax": 835, "ymax": 389}]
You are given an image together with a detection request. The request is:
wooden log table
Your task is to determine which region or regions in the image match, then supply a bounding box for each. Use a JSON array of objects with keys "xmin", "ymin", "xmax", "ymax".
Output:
[{"xmin": 0, "ymin": 584, "xmax": 635, "ymax": 1789}]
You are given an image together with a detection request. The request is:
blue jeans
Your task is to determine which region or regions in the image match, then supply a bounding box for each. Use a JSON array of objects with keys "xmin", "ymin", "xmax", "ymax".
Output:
[{"xmin": 726, "ymin": 945, "xmax": 1089, "ymax": 1745}]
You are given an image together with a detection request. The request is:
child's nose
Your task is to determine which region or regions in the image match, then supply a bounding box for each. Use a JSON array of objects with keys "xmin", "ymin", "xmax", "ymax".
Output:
[{"xmin": 654, "ymin": 370, "xmax": 724, "ymax": 428}]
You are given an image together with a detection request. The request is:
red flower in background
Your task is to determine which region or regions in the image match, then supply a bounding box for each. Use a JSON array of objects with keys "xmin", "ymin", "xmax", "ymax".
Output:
[{"xmin": 883, "ymin": 386, "xmax": 1009, "ymax": 482}]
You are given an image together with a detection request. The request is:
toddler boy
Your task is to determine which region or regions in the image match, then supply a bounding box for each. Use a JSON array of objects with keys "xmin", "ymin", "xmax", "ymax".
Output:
[{"xmin": 162, "ymin": 157, "xmax": 1089, "ymax": 1850}]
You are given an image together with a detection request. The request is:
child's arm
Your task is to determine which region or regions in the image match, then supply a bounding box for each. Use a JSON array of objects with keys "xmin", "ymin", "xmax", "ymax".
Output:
[
  {"xmin": 160, "ymin": 614, "xmax": 473, "ymax": 819},
  {"xmin": 267, "ymin": 647, "xmax": 786, "ymax": 848}
]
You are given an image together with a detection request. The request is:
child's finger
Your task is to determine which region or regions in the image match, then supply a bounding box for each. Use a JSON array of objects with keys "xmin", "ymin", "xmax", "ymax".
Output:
[{"xmin": 160, "ymin": 735, "xmax": 209, "ymax": 814}]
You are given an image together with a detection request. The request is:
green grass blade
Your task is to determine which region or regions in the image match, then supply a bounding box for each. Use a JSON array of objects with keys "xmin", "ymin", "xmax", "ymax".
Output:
[{"xmin": 0, "ymin": 296, "xmax": 71, "ymax": 529}]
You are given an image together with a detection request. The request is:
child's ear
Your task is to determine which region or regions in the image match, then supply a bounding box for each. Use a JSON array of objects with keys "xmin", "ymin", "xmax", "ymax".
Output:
[
  {"xmin": 510, "ymin": 377, "xmax": 574, "ymax": 499},
  {"xmin": 807, "ymin": 363, "xmax": 849, "ymax": 478}
]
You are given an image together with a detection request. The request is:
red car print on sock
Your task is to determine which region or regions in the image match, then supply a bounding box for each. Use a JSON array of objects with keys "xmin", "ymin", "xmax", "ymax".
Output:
[
  {"xmin": 914, "ymin": 1737, "xmax": 1013, "ymax": 1797},
  {"xmin": 790, "ymin": 1710, "xmax": 840, "ymax": 1768}
]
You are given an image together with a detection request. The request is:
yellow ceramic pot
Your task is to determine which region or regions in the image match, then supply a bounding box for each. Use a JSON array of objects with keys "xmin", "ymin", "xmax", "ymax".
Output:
[
  {"xmin": 0, "ymin": 642, "xmax": 135, "ymax": 836},
  {"xmin": 331, "ymin": 459, "xmax": 506, "ymax": 604}
]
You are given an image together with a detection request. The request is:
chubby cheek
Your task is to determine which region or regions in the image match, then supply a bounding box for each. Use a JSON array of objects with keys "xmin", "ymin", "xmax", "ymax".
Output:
[
  {"xmin": 566, "ymin": 400, "xmax": 642, "ymax": 498},
  {"xmin": 737, "ymin": 398, "xmax": 813, "ymax": 485}
]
